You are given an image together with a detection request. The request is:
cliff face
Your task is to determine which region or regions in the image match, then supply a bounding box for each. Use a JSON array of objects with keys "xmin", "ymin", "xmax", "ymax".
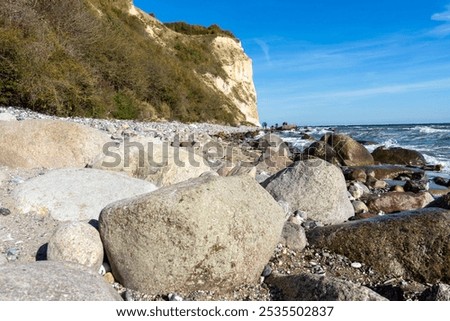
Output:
[
  {"xmin": 0, "ymin": 0, "xmax": 259, "ymax": 125},
  {"xmin": 126, "ymin": 1, "xmax": 259, "ymax": 125}
]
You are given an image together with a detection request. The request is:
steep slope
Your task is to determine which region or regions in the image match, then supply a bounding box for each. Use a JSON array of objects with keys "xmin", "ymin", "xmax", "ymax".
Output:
[{"xmin": 0, "ymin": 0, "xmax": 259, "ymax": 125}]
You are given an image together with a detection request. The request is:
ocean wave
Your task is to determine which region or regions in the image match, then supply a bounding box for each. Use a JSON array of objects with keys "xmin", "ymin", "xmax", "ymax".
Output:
[
  {"xmin": 413, "ymin": 126, "xmax": 450, "ymax": 134},
  {"xmin": 423, "ymin": 154, "xmax": 450, "ymax": 174}
]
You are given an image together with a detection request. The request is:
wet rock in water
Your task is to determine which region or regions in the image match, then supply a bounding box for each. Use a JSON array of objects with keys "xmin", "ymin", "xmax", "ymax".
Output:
[
  {"xmin": 433, "ymin": 177, "xmax": 449, "ymax": 187},
  {"xmin": 13, "ymin": 168, "xmax": 157, "ymax": 221},
  {"xmin": 99, "ymin": 175, "xmax": 285, "ymax": 295},
  {"xmin": 307, "ymin": 208, "xmax": 450, "ymax": 283},
  {"xmin": 372, "ymin": 146, "xmax": 426, "ymax": 166},
  {"xmin": 404, "ymin": 180, "xmax": 429, "ymax": 193},
  {"xmin": 0, "ymin": 120, "xmax": 110, "ymax": 169},
  {"xmin": 366, "ymin": 191, "xmax": 434, "ymax": 214},
  {"xmin": 261, "ymin": 159, "xmax": 354, "ymax": 225},
  {"xmin": 0, "ymin": 261, "xmax": 122, "ymax": 301},
  {"xmin": 322, "ymin": 134, "xmax": 374, "ymax": 166},
  {"xmin": 427, "ymin": 193, "xmax": 450, "ymax": 210},
  {"xmin": 266, "ymin": 272, "xmax": 387, "ymax": 301},
  {"xmin": 0, "ymin": 207, "xmax": 11, "ymax": 216},
  {"xmin": 47, "ymin": 221, "xmax": 104, "ymax": 271},
  {"xmin": 420, "ymin": 284, "xmax": 450, "ymax": 301}
]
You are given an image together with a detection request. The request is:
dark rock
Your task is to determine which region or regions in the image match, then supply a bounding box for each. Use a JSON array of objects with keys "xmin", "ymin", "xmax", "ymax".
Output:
[
  {"xmin": 370, "ymin": 284, "xmax": 404, "ymax": 301},
  {"xmin": 427, "ymin": 193, "xmax": 450, "ymax": 209},
  {"xmin": 366, "ymin": 191, "xmax": 434, "ymax": 214},
  {"xmin": 0, "ymin": 207, "xmax": 11, "ymax": 216},
  {"xmin": 404, "ymin": 180, "xmax": 429, "ymax": 193},
  {"xmin": 420, "ymin": 284, "xmax": 450, "ymax": 301},
  {"xmin": 301, "ymin": 133, "xmax": 315, "ymax": 141},
  {"xmin": 307, "ymin": 208, "xmax": 450, "ymax": 283},
  {"xmin": 433, "ymin": 177, "xmax": 449, "ymax": 187},
  {"xmin": 302, "ymin": 141, "xmax": 340, "ymax": 165},
  {"xmin": 266, "ymin": 272, "xmax": 387, "ymax": 301},
  {"xmin": 323, "ymin": 134, "xmax": 374, "ymax": 166},
  {"xmin": 372, "ymin": 146, "xmax": 426, "ymax": 166}
]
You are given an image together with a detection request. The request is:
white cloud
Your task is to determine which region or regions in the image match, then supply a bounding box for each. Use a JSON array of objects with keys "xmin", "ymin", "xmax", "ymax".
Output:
[
  {"xmin": 432, "ymin": 5, "xmax": 450, "ymax": 21},
  {"xmin": 254, "ymin": 39, "xmax": 271, "ymax": 64},
  {"xmin": 431, "ymin": 5, "xmax": 450, "ymax": 36}
]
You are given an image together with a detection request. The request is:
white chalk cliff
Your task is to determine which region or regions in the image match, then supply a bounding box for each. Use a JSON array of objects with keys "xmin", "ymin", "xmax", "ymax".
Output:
[{"xmin": 126, "ymin": 1, "xmax": 260, "ymax": 125}]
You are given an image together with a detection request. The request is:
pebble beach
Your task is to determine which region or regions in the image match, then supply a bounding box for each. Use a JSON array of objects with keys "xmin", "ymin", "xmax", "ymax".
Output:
[{"xmin": 0, "ymin": 106, "xmax": 449, "ymax": 301}]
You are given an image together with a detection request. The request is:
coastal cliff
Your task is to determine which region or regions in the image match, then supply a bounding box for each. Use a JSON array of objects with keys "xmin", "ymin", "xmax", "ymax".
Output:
[{"xmin": 0, "ymin": 0, "xmax": 259, "ymax": 125}]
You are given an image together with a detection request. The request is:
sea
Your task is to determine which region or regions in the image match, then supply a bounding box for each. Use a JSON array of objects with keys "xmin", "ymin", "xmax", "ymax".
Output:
[{"xmin": 278, "ymin": 123, "xmax": 450, "ymax": 179}]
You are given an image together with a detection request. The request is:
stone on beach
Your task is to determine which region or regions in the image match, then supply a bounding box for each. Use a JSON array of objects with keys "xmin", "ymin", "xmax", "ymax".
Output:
[
  {"xmin": 322, "ymin": 134, "xmax": 374, "ymax": 166},
  {"xmin": 99, "ymin": 175, "xmax": 285, "ymax": 295},
  {"xmin": 0, "ymin": 261, "xmax": 122, "ymax": 301},
  {"xmin": 307, "ymin": 208, "xmax": 450, "ymax": 283},
  {"xmin": 0, "ymin": 120, "xmax": 110, "ymax": 169},
  {"xmin": 266, "ymin": 272, "xmax": 387, "ymax": 301},
  {"xmin": 346, "ymin": 165, "xmax": 425, "ymax": 181},
  {"xmin": 261, "ymin": 159, "xmax": 354, "ymax": 225},
  {"xmin": 13, "ymin": 168, "xmax": 157, "ymax": 221},
  {"xmin": 366, "ymin": 191, "xmax": 434, "ymax": 214},
  {"xmin": 47, "ymin": 221, "xmax": 104, "ymax": 270}
]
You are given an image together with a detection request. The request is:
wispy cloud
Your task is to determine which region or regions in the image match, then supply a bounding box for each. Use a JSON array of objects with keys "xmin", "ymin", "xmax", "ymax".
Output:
[
  {"xmin": 254, "ymin": 39, "xmax": 271, "ymax": 64},
  {"xmin": 430, "ymin": 5, "xmax": 450, "ymax": 36}
]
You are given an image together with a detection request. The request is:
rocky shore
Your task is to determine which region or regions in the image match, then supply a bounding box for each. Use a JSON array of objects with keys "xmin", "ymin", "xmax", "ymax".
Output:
[{"xmin": 0, "ymin": 107, "xmax": 449, "ymax": 301}]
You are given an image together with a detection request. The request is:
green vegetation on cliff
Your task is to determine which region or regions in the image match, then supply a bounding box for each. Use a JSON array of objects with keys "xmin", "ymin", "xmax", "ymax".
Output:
[{"xmin": 0, "ymin": 0, "xmax": 245, "ymax": 124}]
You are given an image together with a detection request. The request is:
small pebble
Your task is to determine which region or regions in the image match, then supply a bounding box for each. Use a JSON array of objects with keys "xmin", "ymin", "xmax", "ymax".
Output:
[
  {"xmin": 6, "ymin": 248, "xmax": 19, "ymax": 261},
  {"xmin": 0, "ymin": 208, "xmax": 11, "ymax": 216},
  {"xmin": 261, "ymin": 264, "xmax": 272, "ymax": 277},
  {"xmin": 168, "ymin": 293, "xmax": 183, "ymax": 301},
  {"xmin": 351, "ymin": 262, "xmax": 362, "ymax": 269},
  {"xmin": 103, "ymin": 272, "xmax": 115, "ymax": 284}
]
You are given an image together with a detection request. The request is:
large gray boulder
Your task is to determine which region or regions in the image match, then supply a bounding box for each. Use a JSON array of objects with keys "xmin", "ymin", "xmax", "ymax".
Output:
[
  {"xmin": 323, "ymin": 134, "xmax": 374, "ymax": 166},
  {"xmin": 99, "ymin": 175, "xmax": 286, "ymax": 295},
  {"xmin": 0, "ymin": 261, "xmax": 122, "ymax": 301},
  {"xmin": 266, "ymin": 273, "xmax": 387, "ymax": 301},
  {"xmin": 307, "ymin": 208, "xmax": 450, "ymax": 283},
  {"xmin": 0, "ymin": 120, "xmax": 109, "ymax": 169},
  {"xmin": 47, "ymin": 222, "xmax": 104, "ymax": 270},
  {"xmin": 93, "ymin": 137, "xmax": 211, "ymax": 187},
  {"xmin": 13, "ymin": 168, "xmax": 157, "ymax": 221},
  {"xmin": 372, "ymin": 146, "xmax": 426, "ymax": 166},
  {"xmin": 261, "ymin": 159, "xmax": 354, "ymax": 225}
]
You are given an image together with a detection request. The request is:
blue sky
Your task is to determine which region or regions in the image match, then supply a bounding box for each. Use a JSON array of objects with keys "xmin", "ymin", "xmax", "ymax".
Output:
[{"xmin": 134, "ymin": 0, "xmax": 450, "ymax": 125}]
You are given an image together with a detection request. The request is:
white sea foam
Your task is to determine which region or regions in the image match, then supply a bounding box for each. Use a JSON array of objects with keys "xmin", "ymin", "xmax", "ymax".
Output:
[
  {"xmin": 423, "ymin": 154, "xmax": 450, "ymax": 174},
  {"xmin": 413, "ymin": 126, "xmax": 450, "ymax": 134}
]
